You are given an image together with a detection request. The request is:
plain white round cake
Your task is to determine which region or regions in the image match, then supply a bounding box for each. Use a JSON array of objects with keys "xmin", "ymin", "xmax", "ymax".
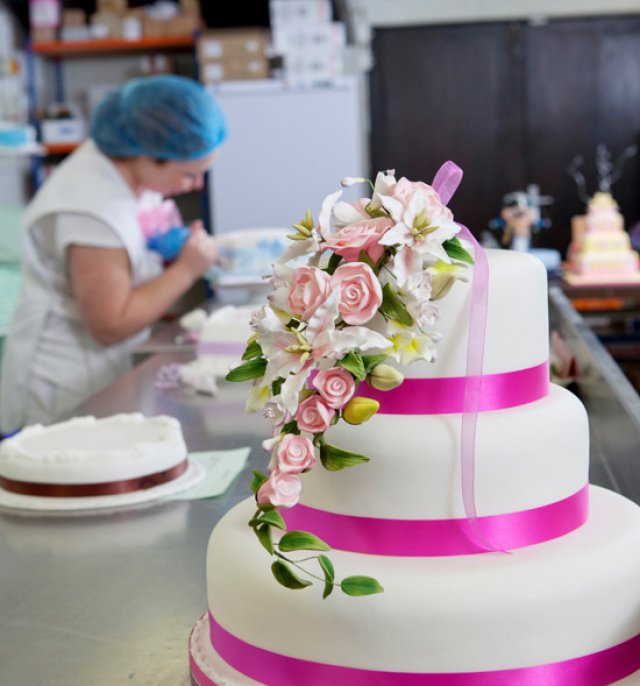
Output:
[{"xmin": 0, "ymin": 413, "xmax": 187, "ymax": 486}]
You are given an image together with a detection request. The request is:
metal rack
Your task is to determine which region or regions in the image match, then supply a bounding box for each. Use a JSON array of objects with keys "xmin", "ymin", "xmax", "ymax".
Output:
[
  {"xmin": 549, "ymin": 286, "xmax": 640, "ymax": 504},
  {"xmin": 24, "ymin": 34, "xmax": 198, "ymax": 190}
]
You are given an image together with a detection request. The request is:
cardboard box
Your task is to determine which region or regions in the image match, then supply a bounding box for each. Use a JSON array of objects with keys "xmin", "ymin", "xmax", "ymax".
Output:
[
  {"xmin": 180, "ymin": 0, "xmax": 201, "ymax": 15},
  {"xmin": 91, "ymin": 12, "xmax": 122, "ymax": 39},
  {"xmin": 97, "ymin": 0, "xmax": 127, "ymax": 13},
  {"xmin": 30, "ymin": 0, "xmax": 61, "ymax": 28},
  {"xmin": 62, "ymin": 9, "xmax": 86, "ymax": 27},
  {"xmin": 142, "ymin": 15, "xmax": 168, "ymax": 38},
  {"xmin": 269, "ymin": 0, "xmax": 331, "ymax": 27},
  {"xmin": 31, "ymin": 27, "xmax": 57, "ymax": 43},
  {"xmin": 164, "ymin": 13, "xmax": 201, "ymax": 37},
  {"xmin": 60, "ymin": 25, "xmax": 91, "ymax": 42},
  {"xmin": 200, "ymin": 57, "xmax": 269, "ymax": 83},
  {"xmin": 197, "ymin": 29, "xmax": 269, "ymax": 63},
  {"xmin": 272, "ymin": 21, "xmax": 345, "ymax": 54},
  {"xmin": 41, "ymin": 117, "xmax": 86, "ymax": 145}
]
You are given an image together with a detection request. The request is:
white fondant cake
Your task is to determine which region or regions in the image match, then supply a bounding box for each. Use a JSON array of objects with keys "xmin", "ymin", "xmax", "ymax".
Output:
[
  {"xmin": 0, "ymin": 413, "xmax": 187, "ymax": 493},
  {"xmin": 566, "ymin": 192, "xmax": 640, "ymax": 284},
  {"xmin": 179, "ymin": 306, "xmax": 254, "ymax": 395},
  {"xmin": 195, "ymin": 249, "xmax": 640, "ymax": 684}
]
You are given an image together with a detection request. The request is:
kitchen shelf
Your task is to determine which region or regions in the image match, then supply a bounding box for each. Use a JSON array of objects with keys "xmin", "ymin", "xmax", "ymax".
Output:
[
  {"xmin": 31, "ymin": 35, "xmax": 195, "ymax": 58},
  {"xmin": 43, "ymin": 142, "xmax": 80, "ymax": 155}
]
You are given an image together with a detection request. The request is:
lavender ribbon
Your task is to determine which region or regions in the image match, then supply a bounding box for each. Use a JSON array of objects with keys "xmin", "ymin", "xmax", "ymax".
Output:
[{"xmin": 432, "ymin": 162, "xmax": 493, "ymax": 551}]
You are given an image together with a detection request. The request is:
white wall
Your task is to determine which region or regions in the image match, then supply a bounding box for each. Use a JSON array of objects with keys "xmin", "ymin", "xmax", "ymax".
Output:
[{"xmin": 354, "ymin": 0, "xmax": 640, "ymax": 27}]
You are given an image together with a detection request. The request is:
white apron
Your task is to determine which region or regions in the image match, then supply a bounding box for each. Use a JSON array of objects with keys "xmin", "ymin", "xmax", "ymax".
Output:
[{"xmin": 0, "ymin": 140, "xmax": 162, "ymax": 433}]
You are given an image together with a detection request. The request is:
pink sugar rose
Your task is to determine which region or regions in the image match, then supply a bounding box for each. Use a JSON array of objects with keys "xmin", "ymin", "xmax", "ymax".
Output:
[
  {"xmin": 392, "ymin": 178, "xmax": 453, "ymax": 220},
  {"xmin": 323, "ymin": 216, "xmax": 393, "ymax": 263},
  {"xmin": 287, "ymin": 265, "xmax": 332, "ymax": 320},
  {"xmin": 276, "ymin": 433, "xmax": 317, "ymax": 474},
  {"xmin": 256, "ymin": 471, "xmax": 302, "ymax": 508},
  {"xmin": 296, "ymin": 395, "xmax": 335, "ymax": 433},
  {"xmin": 314, "ymin": 367, "xmax": 356, "ymax": 409},
  {"xmin": 331, "ymin": 262, "xmax": 383, "ymax": 325}
]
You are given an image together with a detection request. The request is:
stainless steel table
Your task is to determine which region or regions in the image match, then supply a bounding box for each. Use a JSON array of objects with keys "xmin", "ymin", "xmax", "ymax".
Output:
[{"xmin": 0, "ymin": 353, "xmax": 265, "ymax": 686}]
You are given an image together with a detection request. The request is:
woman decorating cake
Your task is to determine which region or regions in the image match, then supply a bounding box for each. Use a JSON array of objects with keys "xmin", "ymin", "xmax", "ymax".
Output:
[{"xmin": 0, "ymin": 75, "xmax": 226, "ymax": 434}]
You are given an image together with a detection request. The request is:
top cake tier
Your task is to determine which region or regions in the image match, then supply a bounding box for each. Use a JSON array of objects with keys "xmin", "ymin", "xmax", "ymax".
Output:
[{"xmin": 403, "ymin": 248, "xmax": 548, "ymax": 379}]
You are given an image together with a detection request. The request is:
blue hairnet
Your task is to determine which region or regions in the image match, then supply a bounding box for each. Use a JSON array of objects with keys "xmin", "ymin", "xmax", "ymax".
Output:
[{"xmin": 90, "ymin": 75, "xmax": 227, "ymax": 160}]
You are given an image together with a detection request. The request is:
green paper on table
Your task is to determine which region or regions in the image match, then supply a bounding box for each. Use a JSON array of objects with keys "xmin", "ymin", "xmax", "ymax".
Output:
[{"xmin": 171, "ymin": 447, "xmax": 251, "ymax": 500}]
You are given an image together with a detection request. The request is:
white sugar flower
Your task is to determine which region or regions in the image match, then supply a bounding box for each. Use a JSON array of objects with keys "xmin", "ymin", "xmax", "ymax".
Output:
[
  {"xmin": 385, "ymin": 320, "xmax": 441, "ymax": 365},
  {"xmin": 380, "ymin": 191, "xmax": 460, "ymax": 264},
  {"xmin": 369, "ymin": 170, "xmax": 398, "ymax": 210},
  {"xmin": 340, "ymin": 176, "xmax": 367, "ymax": 187},
  {"xmin": 263, "ymin": 401, "xmax": 287, "ymax": 426}
]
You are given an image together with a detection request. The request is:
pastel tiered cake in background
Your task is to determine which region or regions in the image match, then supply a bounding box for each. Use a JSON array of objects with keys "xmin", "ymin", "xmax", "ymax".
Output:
[
  {"xmin": 190, "ymin": 166, "xmax": 640, "ymax": 685},
  {"xmin": 565, "ymin": 191, "xmax": 640, "ymax": 284}
]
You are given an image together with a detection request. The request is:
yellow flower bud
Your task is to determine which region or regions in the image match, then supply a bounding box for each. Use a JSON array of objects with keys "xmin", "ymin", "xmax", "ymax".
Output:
[
  {"xmin": 430, "ymin": 272, "xmax": 456, "ymax": 300},
  {"xmin": 368, "ymin": 363, "xmax": 404, "ymax": 391},
  {"xmin": 342, "ymin": 397, "xmax": 380, "ymax": 425}
]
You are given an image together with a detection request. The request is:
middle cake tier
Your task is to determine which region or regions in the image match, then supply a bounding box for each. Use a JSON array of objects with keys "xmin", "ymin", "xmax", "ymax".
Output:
[{"xmin": 299, "ymin": 383, "xmax": 588, "ymax": 522}]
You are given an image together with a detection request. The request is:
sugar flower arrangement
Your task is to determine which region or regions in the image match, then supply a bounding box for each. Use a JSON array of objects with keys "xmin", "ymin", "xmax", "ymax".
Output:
[{"xmin": 227, "ymin": 170, "xmax": 473, "ymax": 597}]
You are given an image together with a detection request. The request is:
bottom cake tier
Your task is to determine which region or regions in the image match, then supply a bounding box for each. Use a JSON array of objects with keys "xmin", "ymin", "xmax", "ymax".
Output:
[{"xmin": 200, "ymin": 486, "xmax": 640, "ymax": 685}]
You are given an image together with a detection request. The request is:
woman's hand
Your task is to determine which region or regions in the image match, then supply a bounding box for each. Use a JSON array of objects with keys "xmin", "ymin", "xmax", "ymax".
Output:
[{"xmin": 175, "ymin": 220, "xmax": 219, "ymax": 278}]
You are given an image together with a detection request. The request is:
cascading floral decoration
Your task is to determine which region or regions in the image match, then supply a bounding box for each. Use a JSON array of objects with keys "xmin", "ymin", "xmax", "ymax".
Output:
[{"xmin": 226, "ymin": 170, "xmax": 474, "ymax": 598}]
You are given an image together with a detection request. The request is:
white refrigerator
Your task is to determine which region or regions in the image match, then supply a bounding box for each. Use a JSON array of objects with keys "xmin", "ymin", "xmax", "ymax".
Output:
[{"xmin": 207, "ymin": 77, "xmax": 366, "ymax": 234}]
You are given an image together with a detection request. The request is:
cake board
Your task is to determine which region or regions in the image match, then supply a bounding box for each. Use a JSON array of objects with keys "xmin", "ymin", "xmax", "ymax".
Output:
[{"xmin": 0, "ymin": 460, "xmax": 205, "ymax": 513}]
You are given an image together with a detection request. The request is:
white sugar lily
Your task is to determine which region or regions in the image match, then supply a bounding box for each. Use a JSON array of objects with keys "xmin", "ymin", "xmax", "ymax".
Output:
[
  {"xmin": 405, "ymin": 296, "xmax": 440, "ymax": 330},
  {"xmin": 259, "ymin": 328, "xmax": 313, "ymax": 386},
  {"xmin": 251, "ymin": 304, "xmax": 288, "ymax": 335},
  {"xmin": 369, "ymin": 170, "xmax": 397, "ymax": 210},
  {"xmin": 318, "ymin": 189, "xmax": 342, "ymax": 240},
  {"xmin": 332, "ymin": 199, "xmax": 371, "ymax": 227},
  {"xmin": 385, "ymin": 320, "xmax": 441, "ymax": 365},
  {"xmin": 267, "ymin": 262, "xmax": 297, "ymax": 312},
  {"xmin": 279, "ymin": 365, "xmax": 314, "ymax": 414},
  {"xmin": 380, "ymin": 193, "xmax": 460, "ymax": 264},
  {"xmin": 312, "ymin": 326, "xmax": 391, "ymax": 361},
  {"xmin": 246, "ymin": 382, "xmax": 271, "ymax": 413}
]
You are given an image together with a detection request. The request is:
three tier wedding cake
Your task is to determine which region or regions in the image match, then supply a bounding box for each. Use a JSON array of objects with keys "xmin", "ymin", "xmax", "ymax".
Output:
[{"xmin": 189, "ymin": 163, "xmax": 640, "ymax": 685}]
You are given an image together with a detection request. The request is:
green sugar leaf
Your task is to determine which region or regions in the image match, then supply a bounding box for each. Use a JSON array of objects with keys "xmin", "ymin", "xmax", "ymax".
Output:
[
  {"xmin": 443, "ymin": 237, "xmax": 474, "ymax": 264},
  {"xmin": 318, "ymin": 554, "xmax": 335, "ymax": 583},
  {"xmin": 320, "ymin": 443, "xmax": 370, "ymax": 471},
  {"xmin": 255, "ymin": 525, "xmax": 274, "ymax": 555},
  {"xmin": 338, "ymin": 351, "xmax": 366, "ymax": 381},
  {"xmin": 282, "ymin": 420, "xmax": 301, "ymax": 435},
  {"xmin": 271, "ymin": 560, "xmax": 313, "ymax": 590},
  {"xmin": 361, "ymin": 354, "xmax": 388, "ymax": 374},
  {"xmin": 340, "ymin": 576, "xmax": 385, "ymax": 596},
  {"xmin": 225, "ymin": 358, "xmax": 267, "ymax": 382},
  {"xmin": 358, "ymin": 249, "xmax": 377, "ymax": 271},
  {"xmin": 241, "ymin": 341, "xmax": 263, "ymax": 360},
  {"xmin": 319, "ymin": 553, "xmax": 335, "ymax": 599},
  {"xmin": 380, "ymin": 283, "xmax": 414, "ymax": 326},
  {"xmin": 325, "ymin": 251, "xmax": 343, "ymax": 275},
  {"xmin": 278, "ymin": 530, "xmax": 331, "ymax": 552},
  {"xmin": 249, "ymin": 470, "xmax": 268, "ymax": 494},
  {"xmin": 250, "ymin": 509, "xmax": 287, "ymax": 531}
]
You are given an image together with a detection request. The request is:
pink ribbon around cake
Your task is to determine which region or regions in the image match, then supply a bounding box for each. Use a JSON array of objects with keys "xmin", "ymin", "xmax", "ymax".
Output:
[
  {"xmin": 193, "ymin": 612, "xmax": 640, "ymax": 686},
  {"xmin": 281, "ymin": 484, "xmax": 588, "ymax": 556},
  {"xmin": 356, "ymin": 360, "xmax": 549, "ymax": 414}
]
